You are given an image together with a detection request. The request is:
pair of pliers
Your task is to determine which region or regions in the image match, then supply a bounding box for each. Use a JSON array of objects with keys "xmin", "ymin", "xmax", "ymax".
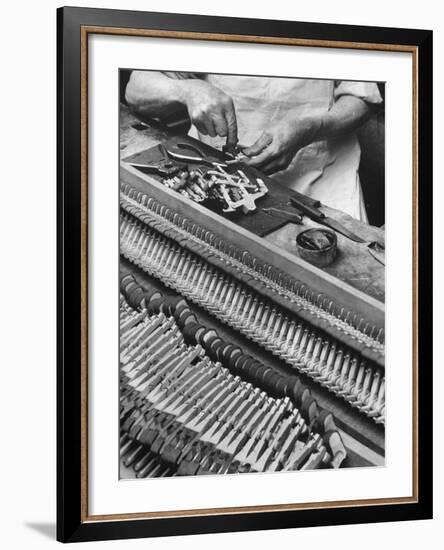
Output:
[
  {"xmin": 165, "ymin": 142, "xmax": 227, "ymax": 168},
  {"xmin": 128, "ymin": 144, "xmax": 181, "ymax": 177}
]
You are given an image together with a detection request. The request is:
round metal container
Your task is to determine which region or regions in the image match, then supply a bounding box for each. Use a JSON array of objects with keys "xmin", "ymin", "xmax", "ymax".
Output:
[{"xmin": 296, "ymin": 228, "xmax": 338, "ymax": 268}]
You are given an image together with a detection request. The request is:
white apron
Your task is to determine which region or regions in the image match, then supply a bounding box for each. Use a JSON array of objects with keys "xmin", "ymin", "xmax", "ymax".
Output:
[{"xmin": 189, "ymin": 75, "xmax": 368, "ymax": 221}]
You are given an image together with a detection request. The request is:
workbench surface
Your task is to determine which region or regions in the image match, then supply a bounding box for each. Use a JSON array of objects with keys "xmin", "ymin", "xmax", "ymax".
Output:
[{"xmin": 120, "ymin": 105, "xmax": 385, "ymax": 302}]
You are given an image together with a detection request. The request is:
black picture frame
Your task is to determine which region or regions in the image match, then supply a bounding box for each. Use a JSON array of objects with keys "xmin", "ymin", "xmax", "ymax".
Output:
[{"xmin": 57, "ymin": 6, "xmax": 433, "ymax": 543}]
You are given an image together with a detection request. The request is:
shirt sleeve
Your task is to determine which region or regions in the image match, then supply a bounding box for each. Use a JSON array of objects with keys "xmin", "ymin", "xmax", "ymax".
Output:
[
  {"xmin": 119, "ymin": 69, "xmax": 132, "ymax": 104},
  {"xmin": 334, "ymin": 80, "xmax": 383, "ymax": 105},
  {"xmin": 161, "ymin": 71, "xmax": 204, "ymax": 80}
]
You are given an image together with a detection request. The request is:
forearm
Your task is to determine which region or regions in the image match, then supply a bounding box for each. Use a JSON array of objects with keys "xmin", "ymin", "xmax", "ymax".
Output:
[
  {"xmin": 126, "ymin": 73, "xmax": 238, "ymax": 145},
  {"xmin": 314, "ymin": 95, "xmax": 373, "ymax": 141},
  {"xmin": 125, "ymin": 71, "xmax": 189, "ymax": 117}
]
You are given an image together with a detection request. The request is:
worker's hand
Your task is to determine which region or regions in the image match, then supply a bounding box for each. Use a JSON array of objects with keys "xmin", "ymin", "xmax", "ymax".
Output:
[
  {"xmin": 242, "ymin": 113, "xmax": 322, "ymax": 175},
  {"xmin": 180, "ymin": 80, "xmax": 238, "ymax": 148}
]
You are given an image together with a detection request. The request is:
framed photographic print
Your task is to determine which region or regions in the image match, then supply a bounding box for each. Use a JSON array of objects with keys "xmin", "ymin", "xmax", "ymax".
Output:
[{"xmin": 57, "ymin": 6, "xmax": 433, "ymax": 543}]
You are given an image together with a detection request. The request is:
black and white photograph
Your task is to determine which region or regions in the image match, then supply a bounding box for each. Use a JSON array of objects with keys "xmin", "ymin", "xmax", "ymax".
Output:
[
  {"xmin": 119, "ymin": 69, "xmax": 386, "ymax": 479},
  {"xmin": 51, "ymin": 4, "xmax": 433, "ymax": 542},
  {"xmin": 0, "ymin": 0, "xmax": 437, "ymax": 542}
]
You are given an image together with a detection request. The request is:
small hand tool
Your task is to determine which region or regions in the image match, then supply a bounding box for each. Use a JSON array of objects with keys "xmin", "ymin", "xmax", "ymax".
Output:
[
  {"xmin": 222, "ymin": 143, "xmax": 247, "ymax": 164},
  {"xmin": 288, "ymin": 196, "xmax": 367, "ymax": 243},
  {"xmin": 222, "ymin": 143, "xmax": 238, "ymax": 159},
  {"xmin": 262, "ymin": 207, "xmax": 303, "ymax": 224},
  {"xmin": 128, "ymin": 144, "xmax": 181, "ymax": 177},
  {"xmin": 166, "ymin": 142, "xmax": 227, "ymax": 168},
  {"xmin": 367, "ymin": 241, "xmax": 385, "ymax": 265}
]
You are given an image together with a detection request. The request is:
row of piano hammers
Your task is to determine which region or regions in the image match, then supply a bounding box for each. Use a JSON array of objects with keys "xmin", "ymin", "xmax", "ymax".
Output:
[
  {"xmin": 120, "ymin": 272, "xmax": 347, "ymax": 477},
  {"xmin": 120, "ymin": 206, "xmax": 385, "ymax": 424}
]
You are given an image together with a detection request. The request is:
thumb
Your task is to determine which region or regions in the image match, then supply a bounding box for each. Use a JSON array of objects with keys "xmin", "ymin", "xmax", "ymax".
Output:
[{"xmin": 242, "ymin": 133, "xmax": 273, "ymax": 157}]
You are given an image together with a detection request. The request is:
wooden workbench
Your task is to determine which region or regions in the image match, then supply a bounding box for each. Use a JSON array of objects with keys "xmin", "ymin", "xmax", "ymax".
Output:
[{"xmin": 120, "ymin": 105, "xmax": 385, "ymax": 302}]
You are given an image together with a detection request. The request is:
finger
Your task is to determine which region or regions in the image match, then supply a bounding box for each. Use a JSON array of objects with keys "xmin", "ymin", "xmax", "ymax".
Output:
[
  {"xmin": 260, "ymin": 158, "xmax": 287, "ymax": 175},
  {"xmin": 242, "ymin": 133, "xmax": 272, "ymax": 157},
  {"xmin": 193, "ymin": 119, "xmax": 208, "ymax": 136},
  {"xmin": 201, "ymin": 114, "xmax": 217, "ymax": 137},
  {"xmin": 243, "ymin": 146, "xmax": 276, "ymax": 167},
  {"xmin": 224, "ymin": 101, "xmax": 238, "ymax": 147},
  {"xmin": 212, "ymin": 113, "xmax": 228, "ymax": 138}
]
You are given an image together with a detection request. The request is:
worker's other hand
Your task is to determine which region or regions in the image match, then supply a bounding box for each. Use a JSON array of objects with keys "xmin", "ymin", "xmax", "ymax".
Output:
[
  {"xmin": 181, "ymin": 80, "xmax": 238, "ymax": 147},
  {"xmin": 242, "ymin": 114, "xmax": 322, "ymax": 175}
]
